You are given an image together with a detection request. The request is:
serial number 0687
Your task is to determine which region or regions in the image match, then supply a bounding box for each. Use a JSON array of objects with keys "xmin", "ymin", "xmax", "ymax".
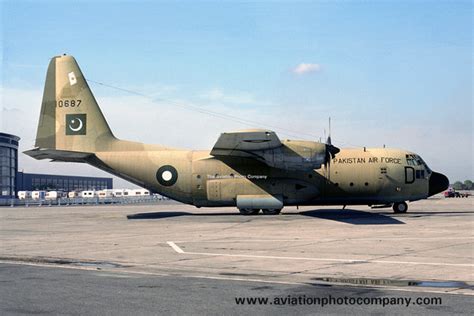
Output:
[{"xmin": 56, "ymin": 100, "xmax": 82, "ymax": 107}]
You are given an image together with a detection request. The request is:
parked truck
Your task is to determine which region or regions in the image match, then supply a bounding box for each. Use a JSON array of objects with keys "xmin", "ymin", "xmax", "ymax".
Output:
[{"xmin": 444, "ymin": 188, "xmax": 470, "ymax": 198}]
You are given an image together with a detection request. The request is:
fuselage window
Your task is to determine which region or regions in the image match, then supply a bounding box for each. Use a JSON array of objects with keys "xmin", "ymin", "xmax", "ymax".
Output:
[{"xmin": 415, "ymin": 169, "xmax": 426, "ymax": 179}]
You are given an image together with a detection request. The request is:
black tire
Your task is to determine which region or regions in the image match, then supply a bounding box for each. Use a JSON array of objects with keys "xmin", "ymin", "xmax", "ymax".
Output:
[
  {"xmin": 262, "ymin": 208, "xmax": 282, "ymax": 215},
  {"xmin": 239, "ymin": 208, "xmax": 260, "ymax": 215},
  {"xmin": 393, "ymin": 202, "xmax": 408, "ymax": 213}
]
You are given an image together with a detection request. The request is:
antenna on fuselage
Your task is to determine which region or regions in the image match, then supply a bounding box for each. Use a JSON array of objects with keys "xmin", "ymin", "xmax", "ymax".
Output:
[{"xmin": 327, "ymin": 117, "xmax": 332, "ymax": 146}]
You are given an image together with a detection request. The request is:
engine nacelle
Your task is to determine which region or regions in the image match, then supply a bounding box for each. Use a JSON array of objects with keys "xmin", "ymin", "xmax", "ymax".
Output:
[{"xmin": 261, "ymin": 140, "xmax": 327, "ymax": 171}]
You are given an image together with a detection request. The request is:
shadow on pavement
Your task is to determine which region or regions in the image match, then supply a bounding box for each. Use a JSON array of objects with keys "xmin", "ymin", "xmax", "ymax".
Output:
[
  {"xmin": 127, "ymin": 209, "xmax": 406, "ymax": 224},
  {"xmin": 299, "ymin": 209, "xmax": 405, "ymax": 225},
  {"xmin": 127, "ymin": 211, "xmax": 239, "ymax": 219}
]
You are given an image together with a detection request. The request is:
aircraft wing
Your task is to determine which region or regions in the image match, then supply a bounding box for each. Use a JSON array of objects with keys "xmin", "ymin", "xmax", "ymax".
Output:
[
  {"xmin": 210, "ymin": 129, "xmax": 282, "ymax": 159},
  {"xmin": 210, "ymin": 129, "xmax": 329, "ymax": 171}
]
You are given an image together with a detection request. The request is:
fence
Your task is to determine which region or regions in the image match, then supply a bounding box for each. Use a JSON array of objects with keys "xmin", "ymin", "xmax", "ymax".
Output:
[{"xmin": 0, "ymin": 195, "xmax": 172, "ymax": 207}]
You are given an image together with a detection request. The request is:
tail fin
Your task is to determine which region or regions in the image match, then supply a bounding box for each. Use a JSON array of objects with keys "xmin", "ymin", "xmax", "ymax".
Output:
[{"xmin": 35, "ymin": 54, "xmax": 115, "ymax": 153}]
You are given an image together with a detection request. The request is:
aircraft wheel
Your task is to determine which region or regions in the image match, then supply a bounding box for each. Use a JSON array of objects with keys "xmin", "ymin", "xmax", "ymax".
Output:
[
  {"xmin": 262, "ymin": 208, "xmax": 281, "ymax": 215},
  {"xmin": 239, "ymin": 208, "xmax": 260, "ymax": 215},
  {"xmin": 393, "ymin": 202, "xmax": 408, "ymax": 213}
]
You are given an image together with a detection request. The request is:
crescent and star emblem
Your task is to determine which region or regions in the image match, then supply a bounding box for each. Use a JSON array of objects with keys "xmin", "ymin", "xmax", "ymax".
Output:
[
  {"xmin": 65, "ymin": 113, "xmax": 87, "ymax": 135},
  {"xmin": 69, "ymin": 118, "xmax": 83, "ymax": 132}
]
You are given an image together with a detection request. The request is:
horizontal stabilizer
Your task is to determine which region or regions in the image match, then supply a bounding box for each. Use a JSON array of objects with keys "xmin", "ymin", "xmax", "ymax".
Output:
[{"xmin": 24, "ymin": 148, "xmax": 93, "ymax": 163}]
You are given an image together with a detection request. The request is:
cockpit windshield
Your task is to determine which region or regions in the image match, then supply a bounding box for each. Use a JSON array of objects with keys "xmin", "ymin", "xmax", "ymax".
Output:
[
  {"xmin": 417, "ymin": 156, "xmax": 432, "ymax": 174},
  {"xmin": 406, "ymin": 154, "xmax": 432, "ymax": 174}
]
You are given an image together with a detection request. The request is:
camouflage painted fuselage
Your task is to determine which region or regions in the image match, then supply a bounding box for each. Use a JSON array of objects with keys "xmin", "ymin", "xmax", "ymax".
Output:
[{"xmin": 91, "ymin": 144, "xmax": 430, "ymax": 207}]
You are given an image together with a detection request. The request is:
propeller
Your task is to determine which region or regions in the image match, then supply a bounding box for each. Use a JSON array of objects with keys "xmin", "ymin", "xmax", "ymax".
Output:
[{"xmin": 324, "ymin": 117, "xmax": 340, "ymax": 181}]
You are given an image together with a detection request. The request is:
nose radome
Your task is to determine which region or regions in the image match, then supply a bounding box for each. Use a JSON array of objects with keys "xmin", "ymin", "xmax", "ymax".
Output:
[{"xmin": 429, "ymin": 172, "xmax": 449, "ymax": 196}]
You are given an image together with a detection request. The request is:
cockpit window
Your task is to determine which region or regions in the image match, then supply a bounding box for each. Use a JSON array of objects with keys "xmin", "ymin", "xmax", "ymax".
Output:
[
  {"xmin": 406, "ymin": 154, "xmax": 419, "ymax": 166},
  {"xmin": 417, "ymin": 155, "xmax": 432, "ymax": 174},
  {"xmin": 406, "ymin": 154, "xmax": 432, "ymax": 174}
]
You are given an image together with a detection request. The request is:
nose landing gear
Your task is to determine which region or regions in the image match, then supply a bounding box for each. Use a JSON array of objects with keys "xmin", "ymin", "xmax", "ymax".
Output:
[{"xmin": 393, "ymin": 201, "xmax": 408, "ymax": 213}]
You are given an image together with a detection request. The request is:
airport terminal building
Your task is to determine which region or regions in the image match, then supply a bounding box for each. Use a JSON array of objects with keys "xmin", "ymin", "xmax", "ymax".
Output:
[
  {"xmin": 0, "ymin": 132, "xmax": 20, "ymax": 199},
  {"xmin": 0, "ymin": 132, "xmax": 113, "ymax": 198}
]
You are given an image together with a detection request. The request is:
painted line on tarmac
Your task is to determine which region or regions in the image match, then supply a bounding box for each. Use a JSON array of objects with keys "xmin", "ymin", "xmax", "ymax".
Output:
[
  {"xmin": 167, "ymin": 241, "xmax": 185, "ymax": 253},
  {"xmin": 0, "ymin": 260, "xmax": 471, "ymax": 296},
  {"xmin": 166, "ymin": 241, "xmax": 473, "ymax": 267},
  {"xmin": 169, "ymin": 236, "xmax": 474, "ymax": 243}
]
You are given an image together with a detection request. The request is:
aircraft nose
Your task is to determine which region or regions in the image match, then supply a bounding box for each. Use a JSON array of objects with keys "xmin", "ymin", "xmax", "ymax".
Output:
[{"xmin": 428, "ymin": 172, "xmax": 449, "ymax": 196}]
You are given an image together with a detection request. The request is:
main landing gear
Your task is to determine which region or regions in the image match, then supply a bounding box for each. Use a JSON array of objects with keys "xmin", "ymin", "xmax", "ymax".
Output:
[
  {"xmin": 392, "ymin": 201, "xmax": 408, "ymax": 213},
  {"xmin": 238, "ymin": 208, "xmax": 282, "ymax": 215},
  {"xmin": 239, "ymin": 208, "xmax": 260, "ymax": 215}
]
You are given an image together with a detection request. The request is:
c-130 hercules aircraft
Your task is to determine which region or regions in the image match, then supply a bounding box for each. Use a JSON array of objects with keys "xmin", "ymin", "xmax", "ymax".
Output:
[{"xmin": 26, "ymin": 55, "xmax": 449, "ymax": 215}]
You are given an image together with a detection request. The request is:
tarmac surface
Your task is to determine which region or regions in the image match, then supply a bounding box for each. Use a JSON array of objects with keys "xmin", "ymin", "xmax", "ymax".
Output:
[{"xmin": 1, "ymin": 196, "xmax": 473, "ymax": 314}]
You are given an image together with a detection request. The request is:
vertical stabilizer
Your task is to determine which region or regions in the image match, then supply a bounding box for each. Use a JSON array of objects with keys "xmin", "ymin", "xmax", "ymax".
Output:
[{"xmin": 35, "ymin": 54, "xmax": 115, "ymax": 153}]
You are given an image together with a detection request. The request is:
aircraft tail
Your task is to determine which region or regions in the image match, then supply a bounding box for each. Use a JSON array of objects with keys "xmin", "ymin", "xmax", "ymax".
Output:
[{"xmin": 34, "ymin": 54, "xmax": 115, "ymax": 153}]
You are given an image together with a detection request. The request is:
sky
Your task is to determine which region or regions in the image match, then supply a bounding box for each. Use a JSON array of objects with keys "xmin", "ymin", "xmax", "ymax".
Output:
[{"xmin": 1, "ymin": 0, "xmax": 472, "ymax": 188}]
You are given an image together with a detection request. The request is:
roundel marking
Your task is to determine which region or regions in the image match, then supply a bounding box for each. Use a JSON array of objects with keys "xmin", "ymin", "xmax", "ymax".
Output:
[
  {"xmin": 162, "ymin": 170, "xmax": 173, "ymax": 181},
  {"xmin": 156, "ymin": 165, "xmax": 178, "ymax": 186}
]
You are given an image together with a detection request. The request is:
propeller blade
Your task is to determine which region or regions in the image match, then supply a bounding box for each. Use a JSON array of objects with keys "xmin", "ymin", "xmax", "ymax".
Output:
[
  {"xmin": 326, "ymin": 143, "xmax": 340, "ymax": 156},
  {"xmin": 322, "ymin": 117, "xmax": 339, "ymax": 182}
]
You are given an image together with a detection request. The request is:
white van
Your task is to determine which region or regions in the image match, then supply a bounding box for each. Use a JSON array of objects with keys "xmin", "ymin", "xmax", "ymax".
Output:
[
  {"xmin": 18, "ymin": 191, "xmax": 32, "ymax": 200},
  {"xmin": 32, "ymin": 191, "xmax": 46, "ymax": 200},
  {"xmin": 68, "ymin": 191, "xmax": 80, "ymax": 198},
  {"xmin": 46, "ymin": 191, "xmax": 60, "ymax": 200},
  {"xmin": 81, "ymin": 191, "xmax": 97, "ymax": 198},
  {"xmin": 98, "ymin": 190, "xmax": 114, "ymax": 198},
  {"xmin": 131, "ymin": 189, "xmax": 150, "ymax": 196},
  {"xmin": 113, "ymin": 189, "xmax": 124, "ymax": 197}
]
